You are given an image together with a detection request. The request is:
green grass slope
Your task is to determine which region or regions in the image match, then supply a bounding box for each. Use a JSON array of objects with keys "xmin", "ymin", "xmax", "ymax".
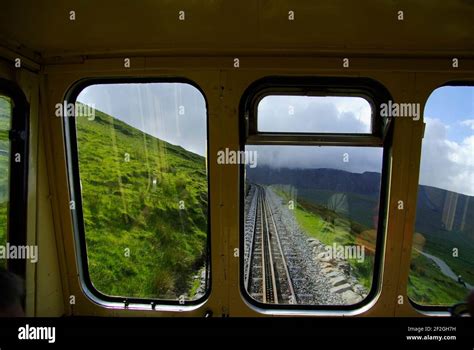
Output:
[
  {"xmin": 408, "ymin": 250, "xmax": 468, "ymax": 305},
  {"xmin": 297, "ymin": 188, "xmax": 378, "ymax": 229},
  {"xmin": 76, "ymin": 104, "xmax": 208, "ymax": 300},
  {"xmin": 271, "ymin": 185, "xmax": 375, "ymax": 289}
]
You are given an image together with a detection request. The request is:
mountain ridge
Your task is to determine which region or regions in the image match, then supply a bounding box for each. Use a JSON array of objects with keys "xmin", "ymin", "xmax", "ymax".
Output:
[{"xmin": 247, "ymin": 165, "xmax": 474, "ymax": 238}]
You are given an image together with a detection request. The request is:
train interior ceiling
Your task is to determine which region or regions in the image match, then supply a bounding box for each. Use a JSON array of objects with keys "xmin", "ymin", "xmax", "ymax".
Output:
[{"xmin": 0, "ymin": 1, "xmax": 472, "ymax": 318}]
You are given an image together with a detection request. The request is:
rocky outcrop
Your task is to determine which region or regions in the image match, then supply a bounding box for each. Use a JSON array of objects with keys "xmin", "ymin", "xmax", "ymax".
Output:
[{"xmin": 308, "ymin": 237, "xmax": 368, "ymax": 304}]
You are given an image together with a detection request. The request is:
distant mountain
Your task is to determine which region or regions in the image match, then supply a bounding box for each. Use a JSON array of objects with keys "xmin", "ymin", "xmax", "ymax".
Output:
[
  {"xmin": 247, "ymin": 167, "xmax": 381, "ymax": 197},
  {"xmin": 247, "ymin": 166, "xmax": 474, "ymax": 239}
]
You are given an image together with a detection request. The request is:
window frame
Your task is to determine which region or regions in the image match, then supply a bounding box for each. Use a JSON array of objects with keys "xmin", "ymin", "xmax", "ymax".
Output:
[
  {"xmin": 64, "ymin": 77, "xmax": 212, "ymax": 308},
  {"xmin": 407, "ymin": 80, "xmax": 474, "ymax": 313},
  {"xmin": 243, "ymin": 76, "xmax": 392, "ymax": 147},
  {"xmin": 239, "ymin": 76, "xmax": 393, "ymax": 312},
  {"xmin": 0, "ymin": 79, "xmax": 29, "ymax": 279}
]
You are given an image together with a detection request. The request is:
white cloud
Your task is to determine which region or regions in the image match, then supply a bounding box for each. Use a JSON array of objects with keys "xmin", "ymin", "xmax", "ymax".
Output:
[
  {"xmin": 333, "ymin": 96, "xmax": 372, "ymax": 128},
  {"xmin": 258, "ymin": 95, "xmax": 371, "ymax": 133},
  {"xmin": 419, "ymin": 118, "xmax": 474, "ymax": 196},
  {"xmin": 461, "ymin": 119, "xmax": 474, "ymax": 130},
  {"xmin": 77, "ymin": 83, "xmax": 207, "ymax": 156}
]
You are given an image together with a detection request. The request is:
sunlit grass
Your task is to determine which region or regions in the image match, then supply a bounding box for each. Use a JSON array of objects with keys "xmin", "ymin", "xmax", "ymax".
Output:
[
  {"xmin": 407, "ymin": 251, "xmax": 469, "ymax": 306},
  {"xmin": 76, "ymin": 104, "xmax": 208, "ymax": 300}
]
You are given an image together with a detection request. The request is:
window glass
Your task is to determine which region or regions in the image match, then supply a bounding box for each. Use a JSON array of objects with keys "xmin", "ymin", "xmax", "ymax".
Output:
[
  {"xmin": 244, "ymin": 95, "xmax": 383, "ymax": 306},
  {"xmin": 408, "ymin": 86, "xmax": 474, "ymax": 306},
  {"xmin": 0, "ymin": 95, "xmax": 12, "ymax": 270},
  {"xmin": 74, "ymin": 82, "xmax": 209, "ymax": 302},
  {"xmin": 257, "ymin": 95, "xmax": 372, "ymax": 133}
]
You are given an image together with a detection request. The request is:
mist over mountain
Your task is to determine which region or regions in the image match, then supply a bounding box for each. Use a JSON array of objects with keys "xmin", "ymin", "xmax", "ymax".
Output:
[{"xmin": 247, "ymin": 166, "xmax": 381, "ymax": 197}]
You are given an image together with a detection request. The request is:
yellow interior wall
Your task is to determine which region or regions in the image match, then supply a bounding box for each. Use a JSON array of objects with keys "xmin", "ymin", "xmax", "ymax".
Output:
[
  {"xmin": 0, "ymin": 58, "xmax": 65, "ymax": 317},
  {"xmin": 39, "ymin": 57, "xmax": 474, "ymax": 317}
]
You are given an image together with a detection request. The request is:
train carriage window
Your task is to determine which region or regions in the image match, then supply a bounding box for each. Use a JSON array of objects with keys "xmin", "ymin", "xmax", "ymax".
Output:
[
  {"xmin": 66, "ymin": 81, "xmax": 210, "ymax": 304},
  {"xmin": 0, "ymin": 82, "xmax": 29, "ymax": 277},
  {"xmin": 0, "ymin": 94, "xmax": 12, "ymax": 269},
  {"xmin": 408, "ymin": 85, "xmax": 474, "ymax": 308},
  {"xmin": 241, "ymin": 78, "xmax": 390, "ymax": 308}
]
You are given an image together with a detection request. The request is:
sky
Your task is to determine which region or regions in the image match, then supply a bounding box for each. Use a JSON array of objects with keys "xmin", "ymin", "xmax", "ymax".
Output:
[
  {"xmin": 258, "ymin": 95, "xmax": 372, "ymax": 133},
  {"xmin": 419, "ymin": 86, "xmax": 474, "ymax": 196},
  {"xmin": 77, "ymin": 83, "xmax": 207, "ymax": 156},
  {"xmin": 77, "ymin": 84, "xmax": 474, "ymax": 196}
]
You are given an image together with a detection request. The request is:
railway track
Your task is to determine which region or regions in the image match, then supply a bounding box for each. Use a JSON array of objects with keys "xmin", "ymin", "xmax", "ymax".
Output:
[{"xmin": 245, "ymin": 185, "xmax": 297, "ymax": 304}]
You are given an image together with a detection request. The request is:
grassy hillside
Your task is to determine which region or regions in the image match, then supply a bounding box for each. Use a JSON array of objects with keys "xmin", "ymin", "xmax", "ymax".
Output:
[
  {"xmin": 297, "ymin": 188, "xmax": 378, "ymax": 229},
  {"xmin": 0, "ymin": 96, "xmax": 11, "ymax": 270},
  {"xmin": 76, "ymin": 103, "xmax": 208, "ymax": 300},
  {"xmin": 408, "ymin": 250, "xmax": 468, "ymax": 305}
]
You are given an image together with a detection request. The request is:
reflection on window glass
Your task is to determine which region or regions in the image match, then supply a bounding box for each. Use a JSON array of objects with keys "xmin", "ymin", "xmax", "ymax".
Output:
[
  {"xmin": 0, "ymin": 95, "xmax": 11, "ymax": 270},
  {"xmin": 408, "ymin": 86, "xmax": 474, "ymax": 306},
  {"xmin": 244, "ymin": 95, "xmax": 382, "ymax": 306},
  {"xmin": 74, "ymin": 83, "xmax": 209, "ymax": 301},
  {"xmin": 257, "ymin": 95, "xmax": 372, "ymax": 133}
]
